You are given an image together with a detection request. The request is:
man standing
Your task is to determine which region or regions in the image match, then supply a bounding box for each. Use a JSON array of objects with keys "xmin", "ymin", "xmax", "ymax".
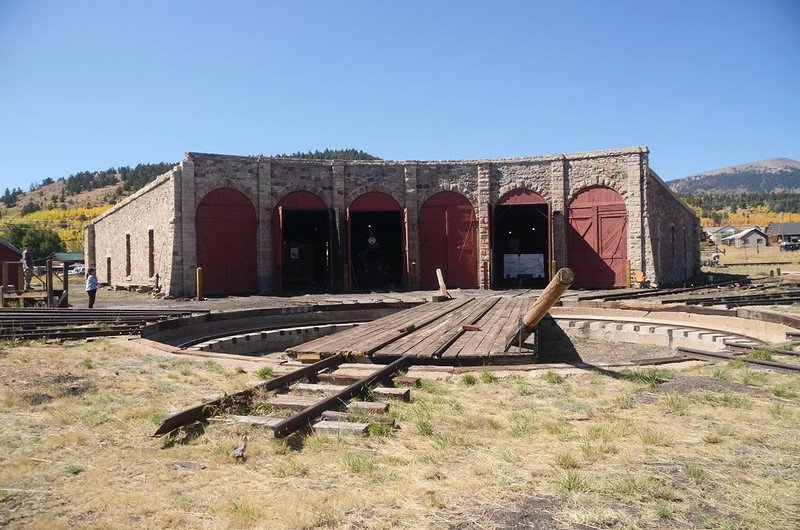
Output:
[
  {"xmin": 21, "ymin": 244, "xmax": 33, "ymax": 290},
  {"xmin": 86, "ymin": 268, "xmax": 98, "ymax": 308}
]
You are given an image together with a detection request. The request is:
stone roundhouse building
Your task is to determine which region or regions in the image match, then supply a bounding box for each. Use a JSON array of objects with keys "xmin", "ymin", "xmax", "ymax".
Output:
[{"xmin": 85, "ymin": 146, "xmax": 700, "ymax": 297}]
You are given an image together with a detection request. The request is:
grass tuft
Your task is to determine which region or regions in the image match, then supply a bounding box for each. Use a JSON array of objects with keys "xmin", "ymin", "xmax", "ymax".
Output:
[
  {"xmin": 559, "ymin": 470, "xmax": 588, "ymax": 493},
  {"xmin": 639, "ymin": 427, "xmax": 672, "ymax": 446},
  {"xmin": 655, "ymin": 501, "xmax": 674, "ymax": 519},
  {"xmin": 63, "ymin": 464, "xmax": 85, "ymax": 475},
  {"xmin": 684, "ymin": 463, "xmax": 707, "ymax": 484},
  {"xmin": 542, "ymin": 370, "xmax": 564, "ymax": 384},
  {"xmin": 480, "ymin": 371, "xmax": 496, "ymax": 383},
  {"xmin": 460, "ymin": 373, "xmax": 477, "ymax": 386},
  {"xmin": 746, "ymin": 348, "xmax": 773, "ymax": 361},
  {"xmin": 772, "ymin": 385, "xmax": 798, "ymax": 399},
  {"xmin": 554, "ymin": 451, "xmax": 581, "ymax": 469},
  {"xmin": 343, "ymin": 455, "xmax": 375, "ymax": 474},
  {"xmin": 619, "ymin": 368, "xmax": 674, "ymax": 387},
  {"xmin": 255, "ymin": 366, "xmax": 273, "ymax": 379}
]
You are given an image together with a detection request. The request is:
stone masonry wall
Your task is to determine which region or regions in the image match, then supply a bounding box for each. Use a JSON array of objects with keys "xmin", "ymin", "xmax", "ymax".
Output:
[
  {"xmin": 645, "ymin": 171, "xmax": 701, "ymax": 285},
  {"xmin": 90, "ymin": 167, "xmax": 178, "ymax": 293}
]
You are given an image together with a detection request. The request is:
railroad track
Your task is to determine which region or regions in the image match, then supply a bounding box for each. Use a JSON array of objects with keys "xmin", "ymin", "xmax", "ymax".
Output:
[
  {"xmin": 677, "ymin": 345, "xmax": 800, "ymax": 374},
  {"xmin": 0, "ymin": 308, "xmax": 209, "ymax": 340},
  {"xmin": 153, "ymin": 354, "xmax": 414, "ymax": 439},
  {"xmin": 572, "ymin": 279, "xmax": 747, "ymax": 302},
  {"xmin": 664, "ymin": 289, "xmax": 800, "ymax": 308}
]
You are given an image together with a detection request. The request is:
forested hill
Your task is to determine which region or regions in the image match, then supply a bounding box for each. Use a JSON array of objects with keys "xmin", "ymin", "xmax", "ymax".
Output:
[
  {"xmin": 668, "ymin": 158, "xmax": 800, "ymax": 194},
  {"xmin": 1, "ymin": 149, "xmax": 381, "ymax": 213}
]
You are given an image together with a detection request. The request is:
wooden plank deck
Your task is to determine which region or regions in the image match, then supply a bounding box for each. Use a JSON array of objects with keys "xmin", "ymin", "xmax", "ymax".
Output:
[
  {"xmin": 286, "ymin": 298, "xmax": 471, "ymax": 357},
  {"xmin": 287, "ymin": 295, "xmax": 538, "ymax": 361}
]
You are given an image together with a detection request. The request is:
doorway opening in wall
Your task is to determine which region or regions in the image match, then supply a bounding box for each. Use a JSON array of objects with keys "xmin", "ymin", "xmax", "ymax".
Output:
[
  {"xmin": 349, "ymin": 211, "xmax": 403, "ymax": 291},
  {"xmin": 281, "ymin": 210, "xmax": 330, "ymax": 293},
  {"xmin": 493, "ymin": 204, "xmax": 550, "ymax": 288},
  {"xmin": 272, "ymin": 191, "xmax": 334, "ymax": 295}
]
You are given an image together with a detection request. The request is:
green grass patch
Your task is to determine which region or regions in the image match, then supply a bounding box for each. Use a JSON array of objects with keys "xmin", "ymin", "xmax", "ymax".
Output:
[
  {"xmin": 559, "ymin": 470, "xmax": 588, "ymax": 493},
  {"xmin": 773, "ymin": 385, "xmax": 799, "ymax": 399},
  {"xmin": 460, "ymin": 373, "xmax": 477, "ymax": 386},
  {"xmin": 63, "ymin": 464, "xmax": 85, "ymax": 475},
  {"xmin": 255, "ymin": 366, "xmax": 273, "ymax": 379},
  {"xmin": 343, "ymin": 455, "xmax": 375, "ymax": 474},
  {"xmin": 554, "ymin": 451, "xmax": 581, "ymax": 469},
  {"xmin": 684, "ymin": 463, "xmax": 707, "ymax": 484},
  {"xmin": 746, "ymin": 349, "xmax": 773, "ymax": 361},
  {"xmin": 542, "ymin": 370, "xmax": 564, "ymax": 384},
  {"xmin": 619, "ymin": 368, "xmax": 674, "ymax": 387}
]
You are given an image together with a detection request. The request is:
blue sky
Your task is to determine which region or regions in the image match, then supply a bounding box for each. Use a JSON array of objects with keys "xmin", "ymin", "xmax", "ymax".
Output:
[{"xmin": 1, "ymin": 0, "xmax": 798, "ymax": 191}]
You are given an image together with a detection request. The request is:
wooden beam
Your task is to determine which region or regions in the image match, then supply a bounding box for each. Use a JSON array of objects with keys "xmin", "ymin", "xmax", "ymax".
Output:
[{"xmin": 505, "ymin": 268, "xmax": 574, "ymax": 351}]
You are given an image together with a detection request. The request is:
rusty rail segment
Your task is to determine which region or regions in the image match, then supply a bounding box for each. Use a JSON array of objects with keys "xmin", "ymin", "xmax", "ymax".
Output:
[
  {"xmin": 677, "ymin": 346, "xmax": 800, "ymax": 373},
  {"xmin": 272, "ymin": 356, "xmax": 410, "ymax": 438},
  {"xmin": 505, "ymin": 267, "xmax": 574, "ymax": 350},
  {"xmin": 152, "ymin": 355, "xmax": 344, "ymax": 437},
  {"xmin": 0, "ymin": 307, "xmax": 206, "ymax": 340},
  {"xmin": 153, "ymin": 354, "xmax": 409, "ymax": 439},
  {"xmin": 573, "ymin": 279, "xmax": 747, "ymax": 302}
]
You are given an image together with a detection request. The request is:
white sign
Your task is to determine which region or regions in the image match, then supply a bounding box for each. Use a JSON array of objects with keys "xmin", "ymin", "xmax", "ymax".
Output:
[{"xmin": 503, "ymin": 254, "xmax": 545, "ymax": 278}]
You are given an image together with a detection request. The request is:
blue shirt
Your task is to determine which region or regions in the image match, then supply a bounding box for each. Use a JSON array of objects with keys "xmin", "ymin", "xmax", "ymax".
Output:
[{"xmin": 86, "ymin": 274, "xmax": 98, "ymax": 291}]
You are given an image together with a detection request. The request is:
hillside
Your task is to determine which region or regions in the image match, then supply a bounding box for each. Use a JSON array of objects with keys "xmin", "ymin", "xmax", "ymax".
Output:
[
  {"xmin": 0, "ymin": 150, "xmax": 380, "ymax": 252},
  {"xmin": 668, "ymin": 158, "xmax": 800, "ymax": 194}
]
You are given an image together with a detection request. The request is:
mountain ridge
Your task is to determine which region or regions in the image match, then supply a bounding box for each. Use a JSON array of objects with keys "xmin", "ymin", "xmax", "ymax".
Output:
[{"xmin": 668, "ymin": 158, "xmax": 800, "ymax": 194}]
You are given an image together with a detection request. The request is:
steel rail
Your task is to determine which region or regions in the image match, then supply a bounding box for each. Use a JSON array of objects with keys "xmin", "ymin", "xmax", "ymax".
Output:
[
  {"xmin": 174, "ymin": 318, "xmax": 374, "ymax": 350},
  {"xmin": 665, "ymin": 289, "xmax": 800, "ymax": 304},
  {"xmin": 723, "ymin": 340, "xmax": 800, "ymax": 357},
  {"xmin": 271, "ymin": 355, "xmax": 410, "ymax": 438},
  {"xmin": 676, "ymin": 346, "xmax": 800, "ymax": 373},
  {"xmin": 574, "ymin": 279, "xmax": 745, "ymax": 302},
  {"xmin": 152, "ymin": 355, "xmax": 344, "ymax": 437}
]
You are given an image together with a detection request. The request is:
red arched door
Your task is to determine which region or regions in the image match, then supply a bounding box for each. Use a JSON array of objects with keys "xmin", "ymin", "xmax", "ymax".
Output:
[
  {"xmin": 419, "ymin": 191, "xmax": 478, "ymax": 289},
  {"xmin": 196, "ymin": 188, "xmax": 257, "ymax": 296},
  {"xmin": 567, "ymin": 186, "xmax": 628, "ymax": 288}
]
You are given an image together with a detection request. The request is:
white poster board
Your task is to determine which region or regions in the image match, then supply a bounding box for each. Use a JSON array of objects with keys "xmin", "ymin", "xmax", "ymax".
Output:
[{"xmin": 503, "ymin": 254, "xmax": 545, "ymax": 278}]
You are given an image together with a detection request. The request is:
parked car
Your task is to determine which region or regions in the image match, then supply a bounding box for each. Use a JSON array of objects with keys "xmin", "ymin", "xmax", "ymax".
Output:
[
  {"xmin": 68, "ymin": 265, "xmax": 86, "ymax": 275},
  {"xmin": 779, "ymin": 242, "xmax": 800, "ymax": 251}
]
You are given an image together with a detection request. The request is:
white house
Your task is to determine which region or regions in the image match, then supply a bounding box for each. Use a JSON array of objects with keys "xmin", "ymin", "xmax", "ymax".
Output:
[{"xmin": 721, "ymin": 227, "xmax": 768, "ymax": 248}]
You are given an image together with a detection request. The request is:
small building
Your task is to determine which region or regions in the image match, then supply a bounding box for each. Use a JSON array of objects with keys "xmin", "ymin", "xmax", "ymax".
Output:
[
  {"xmin": 0, "ymin": 239, "xmax": 23, "ymax": 289},
  {"xmin": 721, "ymin": 227, "xmax": 769, "ymax": 248},
  {"xmin": 766, "ymin": 222, "xmax": 800, "ymax": 244},
  {"xmin": 709, "ymin": 225, "xmax": 739, "ymax": 242}
]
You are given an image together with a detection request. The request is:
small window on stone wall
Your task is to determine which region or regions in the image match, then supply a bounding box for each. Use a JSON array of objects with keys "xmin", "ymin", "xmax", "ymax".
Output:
[
  {"xmin": 125, "ymin": 234, "xmax": 131, "ymax": 277},
  {"xmin": 148, "ymin": 230, "xmax": 155, "ymax": 278}
]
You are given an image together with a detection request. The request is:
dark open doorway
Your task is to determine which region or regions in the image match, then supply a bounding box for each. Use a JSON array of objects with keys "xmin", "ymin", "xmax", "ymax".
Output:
[
  {"xmin": 273, "ymin": 191, "xmax": 332, "ymax": 294},
  {"xmin": 493, "ymin": 203, "xmax": 550, "ymax": 288},
  {"xmin": 349, "ymin": 210, "xmax": 403, "ymax": 291},
  {"xmin": 281, "ymin": 210, "xmax": 330, "ymax": 292}
]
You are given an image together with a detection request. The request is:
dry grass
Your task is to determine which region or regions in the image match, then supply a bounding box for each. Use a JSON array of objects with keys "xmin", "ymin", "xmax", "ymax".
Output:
[
  {"xmin": 705, "ymin": 244, "xmax": 800, "ymax": 279},
  {"xmin": 2, "ymin": 339, "xmax": 800, "ymax": 528}
]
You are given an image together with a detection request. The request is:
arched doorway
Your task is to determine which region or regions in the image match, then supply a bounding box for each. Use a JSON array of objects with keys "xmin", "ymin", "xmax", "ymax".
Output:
[
  {"xmin": 418, "ymin": 191, "xmax": 478, "ymax": 289},
  {"xmin": 493, "ymin": 189, "xmax": 550, "ymax": 288},
  {"xmin": 196, "ymin": 188, "xmax": 257, "ymax": 296},
  {"xmin": 567, "ymin": 186, "xmax": 628, "ymax": 288},
  {"xmin": 272, "ymin": 191, "xmax": 331, "ymax": 293},
  {"xmin": 347, "ymin": 192, "xmax": 403, "ymax": 291}
]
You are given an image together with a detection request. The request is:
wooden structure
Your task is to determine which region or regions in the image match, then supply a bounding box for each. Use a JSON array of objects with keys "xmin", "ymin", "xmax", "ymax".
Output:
[
  {"xmin": 0, "ymin": 253, "xmax": 83, "ymax": 308},
  {"xmin": 287, "ymin": 298, "xmax": 531, "ymax": 362},
  {"xmin": 288, "ymin": 267, "xmax": 574, "ymax": 363}
]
